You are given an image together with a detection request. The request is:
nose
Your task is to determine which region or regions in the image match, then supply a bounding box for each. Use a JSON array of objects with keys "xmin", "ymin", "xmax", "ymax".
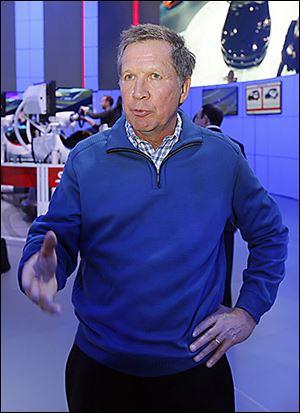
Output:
[{"xmin": 132, "ymin": 78, "xmax": 150, "ymax": 100}]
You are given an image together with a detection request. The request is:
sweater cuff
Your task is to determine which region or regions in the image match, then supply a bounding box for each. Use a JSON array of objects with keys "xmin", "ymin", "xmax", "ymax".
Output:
[{"xmin": 235, "ymin": 289, "xmax": 268, "ymax": 324}]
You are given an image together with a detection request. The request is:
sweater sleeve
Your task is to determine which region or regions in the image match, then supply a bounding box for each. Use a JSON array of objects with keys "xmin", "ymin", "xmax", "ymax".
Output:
[
  {"xmin": 18, "ymin": 154, "xmax": 81, "ymax": 293},
  {"xmin": 232, "ymin": 153, "xmax": 288, "ymax": 323}
]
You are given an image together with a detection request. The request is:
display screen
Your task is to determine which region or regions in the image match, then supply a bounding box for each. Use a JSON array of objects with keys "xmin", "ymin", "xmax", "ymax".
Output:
[
  {"xmin": 160, "ymin": 1, "xmax": 299, "ymax": 86},
  {"xmin": 3, "ymin": 91, "xmax": 24, "ymax": 115},
  {"xmin": 202, "ymin": 86, "xmax": 238, "ymax": 115},
  {"xmin": 55, "ymin": 88, "xmax": 93, "ymax": 113}
]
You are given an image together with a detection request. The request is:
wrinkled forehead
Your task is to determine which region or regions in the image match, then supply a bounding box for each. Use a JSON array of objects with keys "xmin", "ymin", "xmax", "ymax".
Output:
[{"xmin": 121, "ymin": 40, "xmax": 172, "ymax": 64}]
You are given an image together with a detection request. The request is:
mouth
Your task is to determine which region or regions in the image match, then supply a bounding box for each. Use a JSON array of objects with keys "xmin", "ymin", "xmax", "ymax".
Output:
[{"xmin": 131, "ymin": 109, "xmax": 151, "ymax": 117}]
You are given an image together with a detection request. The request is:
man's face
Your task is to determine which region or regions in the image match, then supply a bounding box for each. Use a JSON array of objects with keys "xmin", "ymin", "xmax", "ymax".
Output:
[
  {"xmin": 119, "ymin": 40, "xmax": 190, "ymax": 143},
  {"xmin": 194, "ymin": 110, "xmax": 207, "ymax": 127},
  {"xmin": 101, "ymin": 97, "xmax": 108, "ymax": 110}
]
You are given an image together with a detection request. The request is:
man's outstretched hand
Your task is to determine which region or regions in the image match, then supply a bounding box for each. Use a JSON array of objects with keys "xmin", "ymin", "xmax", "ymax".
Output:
[{"xmin": 22, "ymin": 230, "xmax": 60, "ymax": 314}]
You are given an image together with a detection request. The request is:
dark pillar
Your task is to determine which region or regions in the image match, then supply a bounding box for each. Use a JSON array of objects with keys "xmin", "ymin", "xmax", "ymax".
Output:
[
  {"xmin": 44, "ymin": 1, "xmax": 83, "ymax": 88},
  {"xmin": 1, "ymin": 1, "xmax": 16, "ymax": 91}
]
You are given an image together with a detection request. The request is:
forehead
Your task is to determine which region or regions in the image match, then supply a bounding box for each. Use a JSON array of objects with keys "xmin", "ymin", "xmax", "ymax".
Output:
[{"xmin": 121, "ymin": 40, "xmax": 173, "ymax": 70}]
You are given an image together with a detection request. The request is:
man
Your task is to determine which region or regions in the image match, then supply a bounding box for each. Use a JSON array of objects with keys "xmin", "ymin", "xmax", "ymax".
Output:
[
  {"xmin": 224, "ymin": 69, "xmax": 237, "ymax": 83},
  {"xmin": 194, "ymin": 103, "xmax": 246, "ymax": 308},
  {"xmin": 194, "ymin": 104, "xmax": 245, "ymax": 155},
  {"xmin": 19, "ymin": 24, "xmax": 288, "ymax": 412},
  {"xmin": 80, "ymin": 95, "xmax": 122, "ymax": 132}
]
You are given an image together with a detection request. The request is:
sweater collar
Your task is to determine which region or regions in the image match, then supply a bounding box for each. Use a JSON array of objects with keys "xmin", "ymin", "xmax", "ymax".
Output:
[{"xmin": 105, "ymin": 109, "xmax": 204, "ymax": 152}]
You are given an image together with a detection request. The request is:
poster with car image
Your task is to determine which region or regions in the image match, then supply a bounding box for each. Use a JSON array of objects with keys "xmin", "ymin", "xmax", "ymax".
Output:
[
  {"xmin": 246, "ymin": 81, "xmax": 281, "ymax": 114},
  {"xmin": 160, "ymin": 1, "xmax": 299, "ymax": 86}
]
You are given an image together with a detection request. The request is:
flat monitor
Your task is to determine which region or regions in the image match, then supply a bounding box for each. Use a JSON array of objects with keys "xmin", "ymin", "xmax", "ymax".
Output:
[
  {"xmin": 23, "ymin": 81, "xmax": 56, "ymax": 116},
  {"xmin": 202, "ymin": 86, "xmax": 238, "ymax": 115},
  {"xmin": 55, "ymin": 88, "xmax": 93, "ymax": 113}
]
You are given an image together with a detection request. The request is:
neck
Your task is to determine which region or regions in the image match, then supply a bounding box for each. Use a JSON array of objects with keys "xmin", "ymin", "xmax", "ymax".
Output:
[
  {"xmin": 141, "ymin": 136, "xmax": 165, "ymax": 150},
  {"xmin": 207, "ymin": 124, "xmax": 221, "ymax": 130},
  {"xmin": 133, "ymin": 115, "xmax": 178, "ymax": 149}
]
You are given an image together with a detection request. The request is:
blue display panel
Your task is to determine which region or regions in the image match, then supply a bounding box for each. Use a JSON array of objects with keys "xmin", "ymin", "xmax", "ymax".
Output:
[
  {"xmin": 202, "ymin": 86, "xmax": 238, "ymax": 115},
  {"xmin": 55, "ymin": 88, "xmax": 93, "ymax": 113}
]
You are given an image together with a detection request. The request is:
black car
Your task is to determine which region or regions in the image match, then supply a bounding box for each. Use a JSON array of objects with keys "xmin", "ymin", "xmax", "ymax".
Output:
[
  {"xmin": 248, "ymin": 89, "xmax": 260, "ymax": 100},
  {"xmin": 265, "ymin": 88, "xmax": 278, "ymax": 99},
  {"xmin": 221, "ymin": 1, "xmax": 271, "ymax": 69}
]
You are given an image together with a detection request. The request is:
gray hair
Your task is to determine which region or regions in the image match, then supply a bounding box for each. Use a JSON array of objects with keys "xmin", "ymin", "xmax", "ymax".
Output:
[{"xmin": 117, "ymin": 23, "xmax": 196, "ymax": 86}]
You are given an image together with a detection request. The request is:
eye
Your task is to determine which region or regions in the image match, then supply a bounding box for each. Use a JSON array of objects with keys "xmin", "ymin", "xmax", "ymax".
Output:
[
  {"xmin": 150, "ymin": 73, "xmax": 162, "ymax": 80},
  {"xmin": 123, "ymin": 73, "xmax": 135, "ymax": 81}
]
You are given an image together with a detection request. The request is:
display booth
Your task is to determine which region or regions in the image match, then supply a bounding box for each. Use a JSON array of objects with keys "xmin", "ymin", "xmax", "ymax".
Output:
[{"xmin": 1, "ymin": 74, "xmax": 299, "ymax": 242}]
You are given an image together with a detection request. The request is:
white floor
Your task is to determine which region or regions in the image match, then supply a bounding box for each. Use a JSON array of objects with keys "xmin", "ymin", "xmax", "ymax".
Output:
[{"xmin": 1, "ymin": 194, "xmax": 299, "ymax": 412}]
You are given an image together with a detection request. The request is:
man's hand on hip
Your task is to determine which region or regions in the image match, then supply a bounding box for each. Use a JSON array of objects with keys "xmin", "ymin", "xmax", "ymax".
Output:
[{"xmin": 189, "ymin": 305, "xmax": 256, "ymax": 367}]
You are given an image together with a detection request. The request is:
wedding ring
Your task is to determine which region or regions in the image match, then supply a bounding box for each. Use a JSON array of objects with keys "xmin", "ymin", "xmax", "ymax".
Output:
[{"xmin": 214, "ymin": 338, "xmax": 221, "ymax": 345}]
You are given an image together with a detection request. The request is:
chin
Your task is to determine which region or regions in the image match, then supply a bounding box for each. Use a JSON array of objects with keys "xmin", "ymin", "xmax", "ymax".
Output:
[{"xmin": 131, "ymin": 118, "xmax": 153, "ymax": 131}]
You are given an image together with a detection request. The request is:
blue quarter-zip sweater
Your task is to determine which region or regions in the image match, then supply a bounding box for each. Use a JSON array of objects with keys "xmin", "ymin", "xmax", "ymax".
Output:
[{"xmin": 18, "ymin": 110, "xmax": 288, "ymax": 376}]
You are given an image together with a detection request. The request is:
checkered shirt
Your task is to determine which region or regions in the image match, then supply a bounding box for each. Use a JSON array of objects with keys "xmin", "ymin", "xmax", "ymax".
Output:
[{"xmin": 125, "ymin": 113, "xmax": 182, "ymax": 172}]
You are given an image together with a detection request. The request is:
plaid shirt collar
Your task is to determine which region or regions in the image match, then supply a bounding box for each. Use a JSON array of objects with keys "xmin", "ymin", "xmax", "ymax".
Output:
[{"xmin": 125, "ymin": 113, "xmax": 182, "ymax": 171}]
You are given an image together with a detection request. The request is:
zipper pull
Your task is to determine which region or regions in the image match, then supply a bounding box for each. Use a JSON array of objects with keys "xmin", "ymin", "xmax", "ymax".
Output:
[{"xmin": 157, "ymin": 170, "xmax": 161, "ymax": 188}]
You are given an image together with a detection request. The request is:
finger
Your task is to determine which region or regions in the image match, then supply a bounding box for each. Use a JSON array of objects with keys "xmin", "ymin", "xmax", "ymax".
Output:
[
  {"xmin": 190, "ymin": 326, "xmax": 218, "ymax": 352},
  {"xmin": 47, "ymin": 303, "xmax": 61, "ymax": 315},
  {"xmin": 29, "ymin": 277, "xmax": 61, "ymax": 314},
  {"xmin": 25, "ymin": 275, "xmax": 40, "ymax": 303},
  {"xmin": 40, "ymin": 231, "xmax": 57, "ymax": 257},
  {"xmin": 193, "ymin": 339, "xmax": 220, "ymax": 363},
  {"xmin": 22, "ymin": 253, "xmax": 39, "ymax": 291},
  {"xmin": 206, "ymin": 341, "xmax": 232, "ymax": 368},
  {"xmin": 192, "ymin": 314, "xmax": 217, "ymax": 338},
  {"xmin": 38, "ymin": 295, "xmax": 61, "ymax": 314},
  {"xmin": 34, "ymin": 232, "xmax": 57, "ymax": 282},
  {"xmin": 192, "ymin": 336, "xmax": 224, "ymax": 362}
]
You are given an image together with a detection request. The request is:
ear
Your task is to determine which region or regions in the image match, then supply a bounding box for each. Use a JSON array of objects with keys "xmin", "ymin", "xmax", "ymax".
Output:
[
  {"xmin": 179, "ymin": 78, "xmax": 191, "ymax": 105},
  {"xmin": 203, "ymin": 114, "xmax": 210, "ymax": 127}
]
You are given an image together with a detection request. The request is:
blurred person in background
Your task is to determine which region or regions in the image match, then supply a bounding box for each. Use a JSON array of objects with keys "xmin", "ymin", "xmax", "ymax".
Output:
[
  {"xmin": 194, "ymin": 103, "xmax": 246, "ymax": 308},
  {"xmin": 224, "ymin": 69, "xmax": 237, "ymax": 83},
  {"xmin": 80, "ymin": 95, "xmax": 122, "ymax": 133}
]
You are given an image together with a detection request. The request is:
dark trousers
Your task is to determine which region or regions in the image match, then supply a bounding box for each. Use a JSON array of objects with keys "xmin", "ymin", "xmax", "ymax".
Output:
[
  {"xmin": 65, "ymin": 343, "xmax": 235, "ymax": 412},
  {"xmin": 222, "ymin": 230, "xmax": 234, "ymax": 308}
]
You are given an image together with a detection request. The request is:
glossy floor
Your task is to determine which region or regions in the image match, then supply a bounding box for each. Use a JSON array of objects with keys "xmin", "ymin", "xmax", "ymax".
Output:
[{"xmin": 1, "ymin": 195, "xmax": 299, "ymax": 412}]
